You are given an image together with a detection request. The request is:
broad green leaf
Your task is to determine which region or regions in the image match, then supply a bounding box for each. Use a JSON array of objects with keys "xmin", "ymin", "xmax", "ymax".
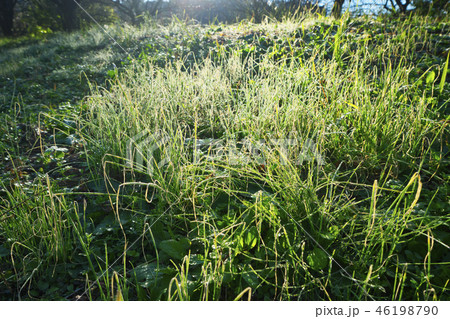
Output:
[
  {"xmin": 307, "ymin": 248, "xmax": 328, "ymax": 271},
  {"xmin": 0, "ymin": 245, "xmax": 9, "ymax": 258},
  {"xmin": 426, "ymin": 70, "xmax": 436, "ymax": 85},
  {"xmin": 329, "ymin": 225, "xmax": 340, "ymax": 238},
  {"xmin": 241, "ymin": 266, "xmax": 259, "ymax": 289},
  {"xmin": 319, "ymin": 230, "xmax": 335, "ymax": 242},
  {"xmin": 44, "ymin": 146, "xmax": 69, "ymax": 154},
  {"xmin": 37, "ymin": 280, "xmax": 49, "ymax": 291},
  {"xmin": 134, "ymin": 265, "xmax": 176, "ymax": 292},
  {"xmin": 245, "ymin": 226, "xmax": 258, "ymax": 249},
  {"xmin": 159, "ymin": 238, "xmax": 191, "ymax": 260},
  {"xmin": 93, "ymin": 215, "xmax": 116, "ymax": 235},
  {"xmin": 238, "ymin": 226, "xmax": 258, "ymax": 250},
  {"xmin": 134, "ymin": 262, "xmax": 158, "ymax": 285},
  {"xmin": 188, "ymin": 254, "xmax": 205, "ymax": 267}
]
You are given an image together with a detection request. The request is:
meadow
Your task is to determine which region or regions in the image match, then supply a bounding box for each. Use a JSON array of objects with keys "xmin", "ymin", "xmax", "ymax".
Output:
[{"xmin": 0, "ymin": 12, "xmax": 449, "ymax": 300}]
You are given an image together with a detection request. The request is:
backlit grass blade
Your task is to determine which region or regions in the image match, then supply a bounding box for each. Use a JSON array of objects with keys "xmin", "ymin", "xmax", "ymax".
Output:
[{"xmin": 439, "ymin": 51, "xmax": 449, "ymax": 94}]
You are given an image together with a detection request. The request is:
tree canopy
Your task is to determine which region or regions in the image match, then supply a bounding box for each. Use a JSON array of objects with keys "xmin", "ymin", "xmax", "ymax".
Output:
[{"xmin": 0, "ymin": 0, "xmax": 448, "ymax": 36}]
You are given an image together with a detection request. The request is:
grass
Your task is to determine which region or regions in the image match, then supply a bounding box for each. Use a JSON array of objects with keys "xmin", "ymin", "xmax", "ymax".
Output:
[{"xmin": 0, "ymin": 13, "xmax": 449, "ymax": 301}]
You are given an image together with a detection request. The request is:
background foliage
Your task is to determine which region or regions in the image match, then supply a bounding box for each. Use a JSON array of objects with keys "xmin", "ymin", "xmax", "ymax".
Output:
[{"xmin": 1, "ymin": 0, "xmax": 449, "ymax": 37}]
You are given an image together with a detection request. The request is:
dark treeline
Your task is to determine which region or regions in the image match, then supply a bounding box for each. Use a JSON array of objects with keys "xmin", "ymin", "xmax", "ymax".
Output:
[{"xmin": 0, "ymin": 0, "xmax": 448, "ymax": 37}]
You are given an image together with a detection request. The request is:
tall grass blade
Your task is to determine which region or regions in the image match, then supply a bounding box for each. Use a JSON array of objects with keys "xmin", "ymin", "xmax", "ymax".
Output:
[{"xmin": 439, "ymin": 51, "xmax": 449, "ymax": 94}]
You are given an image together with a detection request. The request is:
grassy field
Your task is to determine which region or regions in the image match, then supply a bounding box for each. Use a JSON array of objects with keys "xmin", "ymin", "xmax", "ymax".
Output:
[{"xmin": 0, "ymin": 13, "xmax": 449, "ymax": 301}]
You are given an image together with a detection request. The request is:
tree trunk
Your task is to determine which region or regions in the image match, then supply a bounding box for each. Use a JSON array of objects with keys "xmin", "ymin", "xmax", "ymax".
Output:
[
  {"xmin": 49, "ymin": 0, "xmax": 79, "ymax": 32},
  {"xmin": 331, "ymin": 0, "xmax": 345, "ymax": 19},
  {"xmin": 0, "ymin": 0, "xmax": 17, "ymax": 36},
  {"xmin": 58, "ymin": 0, "xmax": 79, "ymax": 32},
  {"xmin": 394, "ymin": 0, "xmax": 411, "ymax": 13}
]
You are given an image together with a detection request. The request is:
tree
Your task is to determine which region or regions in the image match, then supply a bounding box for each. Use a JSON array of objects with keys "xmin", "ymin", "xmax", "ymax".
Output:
[
  {"xmin": 331, "ymin": 0, "xmax": 345, "ymax": 18},
  {"xmin": 0, "ymin": 0, "xmax": 18, "ymax": 36},
  {"xmin": 169, "ymin": 0, "xmax": 232, "ymax": 23},
  {"xmin": 271, "ymin": 0, "xmax": 325, "ymax": 18},
  {"xmin": 226, "ymin": 0, "xmax": 272, "ymax": 23},
  {"xmin": 31, "ymin": 0, "xmax": 83, "ymax": 32},
  {"xmin": 394, "ymin": 0, "xmax": 411, "ymax": 13},
  {"xmin": 384, "ymin": 0, "xmax": 411, "ymax": 14},
  {"xmin": 412, "ymin": 0, "xmax": 448, "ymax": 15},
  {"xmin": 31, "ymin": 0, "xmax": 120, "ymax": 32},
  {"xmin": 107, "ymin": 0, "xmax": 164, "ymax": 24},
  {"xmin": 53, "ymin": 0, "xmax": 78, "ymax": 31}
]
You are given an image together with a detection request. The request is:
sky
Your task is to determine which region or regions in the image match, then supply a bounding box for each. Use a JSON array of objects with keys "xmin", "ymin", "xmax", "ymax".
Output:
[{"xmin": 317, "ymin": 0, "xmax": 414, "ymax": 14}]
